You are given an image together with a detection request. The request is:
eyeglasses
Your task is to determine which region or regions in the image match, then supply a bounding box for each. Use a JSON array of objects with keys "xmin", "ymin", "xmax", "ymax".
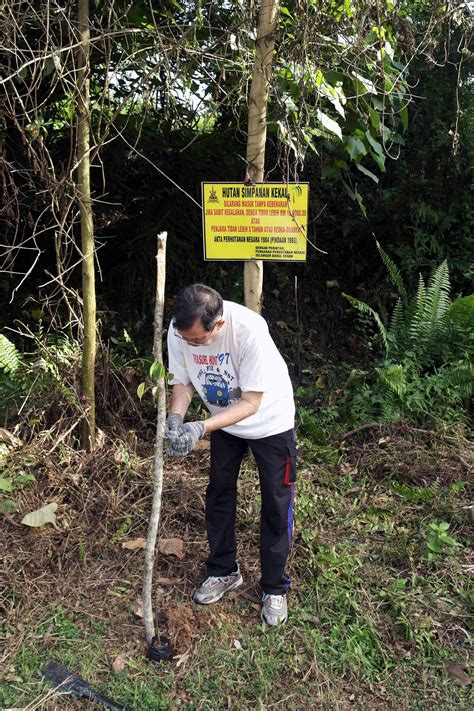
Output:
[{"xmin": 173, "ymin": 326, "xmax": 216, "ymax": 347}]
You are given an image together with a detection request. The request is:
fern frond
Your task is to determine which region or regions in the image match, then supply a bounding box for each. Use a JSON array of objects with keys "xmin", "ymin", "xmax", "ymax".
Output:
[
  {"xmin": 423, "ymin": 260, "xmax": 451, "ymax": 341},
  {"xmin": 377, "ymin": 364, "xmax": 407, "ymax": 396},
  {"xmin": 342, "ymin": 293, "xmax": 389, "ymax": 352},
  {"xmin": 376, "ymin": 241, "xmax": 407, "ymax": 302},
  {"xmin": 445, "ymin": 359, "xmax": 474, "ymax": 398},
  {"xmin": 379, "ymin": 392, "xmax": 401, "ymax": 422},
  {"xmin": 0, "ymin": 334, "xmax": 22, "ymax": 374},
  {"xmin": 408, "ymin": 274, "xmax": 427, "ymax": 354},
  {"xmin": 388, "ymin": 298, "xmax": 406, "ymax": 358}
]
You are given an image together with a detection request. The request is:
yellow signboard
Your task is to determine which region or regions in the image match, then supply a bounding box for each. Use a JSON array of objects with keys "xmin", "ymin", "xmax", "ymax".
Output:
[{"xmin": 202, "ymin": 182, "xmax": 309, "ymax": 261}]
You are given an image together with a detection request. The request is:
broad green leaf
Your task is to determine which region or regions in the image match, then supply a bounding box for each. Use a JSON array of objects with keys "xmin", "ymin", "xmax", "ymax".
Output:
[
  {"xmin": 371, "ymin": 150, "xmax": 386, "ymax": 171},
  {"xmin": 137, "ymin": 382, "xmax": 148, "ymax": 401},
  {"xmin": 21, "ymin": 502, "xmax": 58, "ymax": 527},
  {"xmin": 356, "ymin": 163, "xmax": 379, "ymax": 183},
  {"xmin": 354, "ymin": 186, "xmax": 367, "ymax": 217},
  {"xmin": 391, "ymin": 134, "xmax": 406, "ymax": 146},
  {"xmin": 283, "ymin": 95, "xmax": 298, "ymax": 114},
  {"xmin": 352, "ymin": 72, "xmax": 377, "ymax": 95},
  {"xmin": 280, "ymin": 7, "xmax": 294, "ymax": 19},
  {"xmin": 346, "ymin": 136, "xmax": 367, "ymax": 161},
  {"xmin": 0, "ymin": 477, "xmax": 13, "ymax": 492},
  {"xmin": 323, "ymin": 165, "xmax": 341, "ymax": 180},
  {"xmin": 342, "ymin": 180, "xmax": 355, "ymax": 200},
  {"xmin": 329, "ymin": 94, "xmax": 345, "ymax": 118},
  {"xmin": 315, "ymin": 73, "xmax": 346, "ymax": 118},
  {"xmin": 278, "ymin": 67, "xmax": 293, "ymax": 80},
  {"xmin": 317, "ymin": 110, "xmax": 342, "ymax": 140},
  {"xmin": 369, "ymin": 107, "xmax": 380, "ymax": 129},
  {"xmin": 149, "ymin": 361, "xmax": 165, "ymax": 380},
  {"xmin": 400, "ymin": 105, "xmax": 409, "ymax": 132},
  {"xmin": 0, "ymin": 498, "xmax": 16, "ymax": 514},
  {"xmin": 303, "ymin": 132, "xmax": 319, "ymax": 154},
  {"xmin": 16, "ymin": 473, "xmax": 36, "ymax": 487},
  {"xmin": 381, "ymin": 124, "xmax": 391, "ymax": 143},
  {"xmin": 343, "ymin": 0, "xmax": 354, "ymax": 18},
  {"xmin": 384, "ymin": 40, "xmax": 394, "ymax": 60},
  {"xmin": 366, "ymin": 132, "xmax": 384, "ymax": 157}
]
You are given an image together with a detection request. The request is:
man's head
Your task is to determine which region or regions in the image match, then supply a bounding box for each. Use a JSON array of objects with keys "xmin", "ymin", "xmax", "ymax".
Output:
[{"xmin": 172, "ymin": 284, "xmax": 224, "ymax": 346}]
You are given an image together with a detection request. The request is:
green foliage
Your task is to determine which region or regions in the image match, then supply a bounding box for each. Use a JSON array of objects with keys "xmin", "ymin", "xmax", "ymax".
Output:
[
  {"xmin": 0, "ymin": 334, "xmax": 28, "ymax": 421},
  {"xmin": 137, "ymin": 359, "xmax": 172, "ymax": 402},
  {"xmin": 346, "ymin": 248, "xmax": 458, "ymax": 367},
  {"xmin": 339, "ymin": 248, "xmax": 472, "ymax": 426},
  {"xmin": 0, "ymin": 334, "xmax": 21, "ymax": 373},
  {"xmin": 376, "ymin": 240, "xmax": 408, "ymax": 302},
  {"xmin": 342, "ymin": 293, "xmax": 389, "ymax": 352},
  {"xmin": 274, "ymin": 1, "xmax": 424, "ymax": 184},
  {"xmin": 0, "ymin": 449, "xmax": 37, "ymax": 514},
  {"xmin": 449, "ymin": 294, "xmax": 474, "ymax": 332},
  {"xmin": 0, "ymin": 331, "xmax": 80, "ymax": 424},
  {"xmin": 423, "ymin": 521, "xmax": 462, "ymax": 563},
  {"xmin": 371, "ymin": 30, "xmax": 474, "ymax": 293}
]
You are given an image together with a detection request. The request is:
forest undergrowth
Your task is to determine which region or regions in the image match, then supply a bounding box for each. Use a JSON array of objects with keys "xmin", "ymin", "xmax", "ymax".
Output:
[{"xmin": 1, "ymin": 375, "xmax": 472, "ymax": 710}]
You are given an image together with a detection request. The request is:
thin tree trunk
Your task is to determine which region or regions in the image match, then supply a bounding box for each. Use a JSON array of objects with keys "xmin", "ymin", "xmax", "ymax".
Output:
[
  {"xmin": 77, "ymin": 0, "xmax": 96, "ymax": 451},
  {"xmin": 143, "ymin": 232, "xmax": 168, "ymax": 647},
  {"xmin": 244, "ymin": 0, "xmax": 279, "ymax": 313}
]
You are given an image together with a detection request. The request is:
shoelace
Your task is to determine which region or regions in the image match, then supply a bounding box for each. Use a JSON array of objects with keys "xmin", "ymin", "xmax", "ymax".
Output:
[
  {"xmin": 264, "ymin": 594, "xmax": 283, "ymax": 609},
  {"xmin": 206, "ymin": 575, "xmax": 231, "ymax": 587}
]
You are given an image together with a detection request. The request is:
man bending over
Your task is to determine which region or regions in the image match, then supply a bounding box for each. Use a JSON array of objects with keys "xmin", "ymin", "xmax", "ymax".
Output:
[{"xmin": 166, "ymin": 283, "xmax": 296, "ymax": 626}]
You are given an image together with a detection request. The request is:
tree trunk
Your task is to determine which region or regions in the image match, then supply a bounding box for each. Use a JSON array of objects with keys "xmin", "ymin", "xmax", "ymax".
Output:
[
  {"xmin": 77, "ymin": 0, "xmax": 96, "ymax": 451},
  {"xmin": 143, "ymin": 232, "xmax": 168, "ymax": 647},
  {"xmin": 244, "ymin": 0, "xmax": 279, "ymax": 313}
]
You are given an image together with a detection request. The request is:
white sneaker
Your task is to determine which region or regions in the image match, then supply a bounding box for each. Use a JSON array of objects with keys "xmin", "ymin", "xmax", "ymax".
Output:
[
  {"xmin": 193, "ymin": 568, "xmax": 243, "ymax": 604},
  {"xmin": 261, "ymin": 593, "xmax": 288, "ymax": 626}
]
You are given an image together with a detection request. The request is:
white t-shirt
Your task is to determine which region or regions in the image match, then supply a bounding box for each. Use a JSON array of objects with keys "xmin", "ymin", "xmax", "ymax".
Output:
[{"xmin": 167, "ymin": 301, "xmax": 295, "ymax": 439}]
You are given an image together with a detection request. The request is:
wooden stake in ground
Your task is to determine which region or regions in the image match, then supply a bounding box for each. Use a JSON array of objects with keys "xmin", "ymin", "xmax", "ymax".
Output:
[
  {"xmin": 77, "ymin": 0, "xmax": 96, "ymax": 451},
  {"xmin": 244, "ymin": 0, "xmax": 279, "ymax": 313},
  {"xmin": 143, "ymin": 232, "xmax": 168, "ymax": 650}
]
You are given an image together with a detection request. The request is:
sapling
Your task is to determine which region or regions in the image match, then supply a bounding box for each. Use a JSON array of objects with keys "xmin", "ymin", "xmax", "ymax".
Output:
[{"xmin": 142, "ymin": 232, "xmax": 171, "ymax": 660}]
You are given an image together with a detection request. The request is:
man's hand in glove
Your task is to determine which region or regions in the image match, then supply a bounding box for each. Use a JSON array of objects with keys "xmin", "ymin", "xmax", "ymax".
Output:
[
  {"xmin": 164, "ymin": 413, "xmax": 183, "ymax": 438},
  {"xmin": 167, "ymin": 421, "xmax": 206, "ymax": 457}
]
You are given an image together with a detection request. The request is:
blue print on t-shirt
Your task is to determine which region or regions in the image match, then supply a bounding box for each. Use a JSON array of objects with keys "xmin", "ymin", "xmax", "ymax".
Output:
[{"xmin": 202, "ymin": 372, "xmax": 229, "ymax": 406}]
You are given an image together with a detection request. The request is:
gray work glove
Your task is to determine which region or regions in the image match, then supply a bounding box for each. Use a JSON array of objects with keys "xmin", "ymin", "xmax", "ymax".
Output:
[
  {"xmin": 166, "ymin": 421, "xmax": 206, "ymax": 457},
  {"xmin": 164, "ymin": 413, "xmax": 183, "ymax": 439},
  {"xmin": 165, "ymin": 412, "xmax": 183, "ymax": 438}
]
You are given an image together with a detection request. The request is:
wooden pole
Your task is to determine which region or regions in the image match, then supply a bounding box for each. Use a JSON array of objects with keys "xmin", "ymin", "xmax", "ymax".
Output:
[
  {"xmin": 143, "ymin": 232, "xmax": 167, "ymax": 646},
  {"xmin": 244, "ymin": 0, "xmax": 279, "ymax": 313},
  {"xmin": 77, "ymin": 0, "xmax": 96, "ymax": 451}
]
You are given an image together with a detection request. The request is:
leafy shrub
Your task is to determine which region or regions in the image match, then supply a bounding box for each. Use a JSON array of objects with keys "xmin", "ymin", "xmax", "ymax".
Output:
[
  {"xmin": 0, "ymin": 330, "xmax": 80, "ymax": 423},
  {"xmin": 338, "ymin": 245, "xmax": 473, "ymax": 426},
  {"xmin": 423, "ymin": 521, "xmax": 462, "ymax": 563}
]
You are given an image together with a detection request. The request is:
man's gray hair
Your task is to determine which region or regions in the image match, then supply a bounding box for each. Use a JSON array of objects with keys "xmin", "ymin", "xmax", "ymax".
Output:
[{"xmin": 173, "ymin": 284, "xmax": 223, "ymax": 332}]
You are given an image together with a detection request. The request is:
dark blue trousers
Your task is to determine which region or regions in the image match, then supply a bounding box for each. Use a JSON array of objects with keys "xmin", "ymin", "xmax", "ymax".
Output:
[{"xmin": 205, "ymin": 427, "xmax": 296, "ymax": 595}]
